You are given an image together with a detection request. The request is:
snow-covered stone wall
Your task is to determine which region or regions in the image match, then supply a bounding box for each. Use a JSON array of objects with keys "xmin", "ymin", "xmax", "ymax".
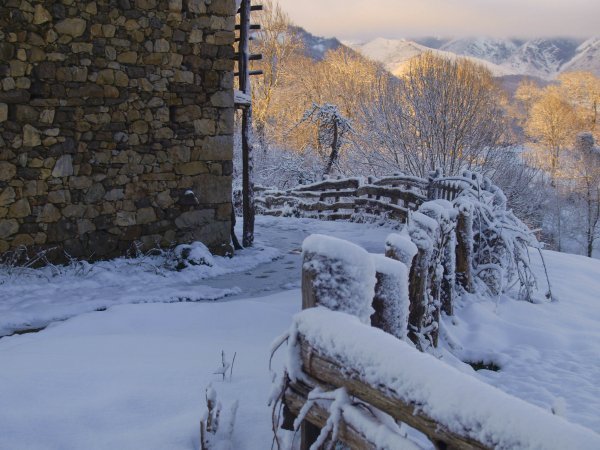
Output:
[{"xmin": 0, "ymin": 0, "xmax": 236, "ymax": 261}]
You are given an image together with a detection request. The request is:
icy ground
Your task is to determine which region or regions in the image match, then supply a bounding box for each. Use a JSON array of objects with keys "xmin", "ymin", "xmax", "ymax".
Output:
[{"xmin": 0, "ymin": 216, "xmax": 599, "ymax": 449}]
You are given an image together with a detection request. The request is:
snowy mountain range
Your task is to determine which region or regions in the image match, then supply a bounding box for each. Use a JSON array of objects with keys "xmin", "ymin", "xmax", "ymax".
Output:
[
  {"xmin": 290, "ymin": 24, "xmax": 600, "ymax": 79},
  {"xmin": 350, "ymin": 36, "xmax": 600, "ymax": 79},
  {"xmin": 350, "ymin": 37, "xmax": 515, "ymax": 77}
]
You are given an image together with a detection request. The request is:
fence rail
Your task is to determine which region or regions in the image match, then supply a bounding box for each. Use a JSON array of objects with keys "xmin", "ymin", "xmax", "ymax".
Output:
[
  {"xmin": 280, "ymin": 236, "xmax": 600, "ymax": 450},
  {"xmin": 255, "ymin": 174, "xmax": 462, "ymax": 223}
]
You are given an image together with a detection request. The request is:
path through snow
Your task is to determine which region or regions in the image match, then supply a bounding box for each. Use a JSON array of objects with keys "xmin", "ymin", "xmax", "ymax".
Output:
[{"xmin": 0, "ymin": 217, "xmax": 395, "ymax": 337}]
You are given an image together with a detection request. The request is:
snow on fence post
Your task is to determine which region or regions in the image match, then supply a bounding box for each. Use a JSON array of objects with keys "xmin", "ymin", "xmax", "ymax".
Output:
[
  {"xmin": 385, "ymin": 233, "xmax": 418, "ymax": 266},
  {"xmin": 420, "ymin": 200, "xmax": 458, "ymax": 318},
  {"xmin": 299, "ymin": 234, "xmax": 377, "ymax": 449},
  {"xmin": 370, "ymin": 254, "xmax": 411, "ymax": 340},
  {"xmin": 301, "ymin": 234, "xmax": 376, "ymax": 322}
]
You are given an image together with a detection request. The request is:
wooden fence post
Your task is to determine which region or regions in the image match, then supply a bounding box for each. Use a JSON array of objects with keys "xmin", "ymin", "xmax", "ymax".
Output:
[
  {"xmin": 456, "ymin": 209, "xmax": 473, "ymax": 293},
  {"xmin": 299, "ymin": 236, "xmax": 378, "ymax": 448},
  {"xmin": 300, "ymin": 251, "xmax": 320, "ymax": 449},
  {"xmin": 407, "ymin": 248, "xmax": 430, "ymax": 349},
  {"xmin": 371, "ymin": 254, "xmax": 410, "ymax": 340},
  {"xmin": 302, "ymin": 251, "xmax": 318, "ymax": 310}
]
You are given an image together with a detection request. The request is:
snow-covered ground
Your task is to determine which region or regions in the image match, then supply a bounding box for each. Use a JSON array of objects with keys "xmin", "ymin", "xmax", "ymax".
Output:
[
  {"xmin": 0, "ymin": 216, "xmax": 599, "ymax": 448},
  {"xmin": 0, "ymin": 217, "xmax": 394, "ymax": 338},
  {"xmin": 442, "ymin": 249, "xmax": 600, "ymax": 432}
]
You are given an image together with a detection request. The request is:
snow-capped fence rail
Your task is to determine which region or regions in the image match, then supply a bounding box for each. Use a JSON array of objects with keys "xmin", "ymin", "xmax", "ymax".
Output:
[
  {"xmin": 255, "ymin": 172, "xmax": 474, "ymax": 223},
  {"xmin": 275, "ymin": 235, "xmax": 600, "ymax": 449},
  {"xmin": 255, "ymin": 174, "xmax": 437, "ymax": 222},
  {"xmin": 274, "ymin": 234, "xmax": 600, "ymax": 450},
  {"xmin": 282, "ymin": 309, "xmax": 600, "ymax": 450}
]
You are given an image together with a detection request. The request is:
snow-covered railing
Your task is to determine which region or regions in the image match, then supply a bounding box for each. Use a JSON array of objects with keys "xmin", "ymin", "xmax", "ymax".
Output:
[
  {"xmin": 283, "ymin": 309, "xmax": 600, "ymax": 450},
  {"xmin": 255, "ymin": 172, "xmax": 481, "ymax": 224},
  {"xmin": 255, "ymin": 174, "xmax": 434, "ymax": 223},
  {"xmin": 274, "ymin": 235, "xmax": 600, "ymax": 449}
]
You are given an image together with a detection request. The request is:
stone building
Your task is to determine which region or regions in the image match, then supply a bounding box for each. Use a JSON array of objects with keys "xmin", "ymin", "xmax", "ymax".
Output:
[{"xmin": 0, "ymin": 0, "xmax": 236, "ymax": 261}]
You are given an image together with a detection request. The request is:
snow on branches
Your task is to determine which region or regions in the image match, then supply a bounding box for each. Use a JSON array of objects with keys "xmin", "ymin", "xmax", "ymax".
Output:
[
  {"xmin": 299, "ymin": 103, "xmax": 353, "ymax": 176},
  {"xmin": 454, "ymin": 171, "xmax": 540, "ymax": 300}
]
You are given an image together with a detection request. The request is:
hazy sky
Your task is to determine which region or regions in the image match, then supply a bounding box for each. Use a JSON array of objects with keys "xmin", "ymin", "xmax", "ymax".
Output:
[{"xmin": 277, "ymin": 0, "xmax": 600, "ymax": 40}]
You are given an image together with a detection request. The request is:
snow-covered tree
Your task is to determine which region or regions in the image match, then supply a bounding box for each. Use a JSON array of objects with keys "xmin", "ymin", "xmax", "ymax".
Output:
[
  {"xmin": 358, "ymin": 52, "xmax": 508, "ymax": 178},
  {"xmin": 299, "ymin": 103, "xmax": 352, "ymax": 176}
]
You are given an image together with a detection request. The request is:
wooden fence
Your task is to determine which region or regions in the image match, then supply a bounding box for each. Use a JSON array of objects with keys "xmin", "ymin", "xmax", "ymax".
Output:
[
  {"xmin": 280, "ymin": 237, "xmax": 600, "ymax": 450},
  {"xmin": 255, "ymin": 174, "xmax": 472, "ymax": 223}
]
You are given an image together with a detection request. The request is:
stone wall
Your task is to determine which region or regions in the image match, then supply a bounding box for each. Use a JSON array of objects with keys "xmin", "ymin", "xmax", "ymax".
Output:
[{"xmin": 0, "ymin": 0, "xmax": 236, "ymax": 261}]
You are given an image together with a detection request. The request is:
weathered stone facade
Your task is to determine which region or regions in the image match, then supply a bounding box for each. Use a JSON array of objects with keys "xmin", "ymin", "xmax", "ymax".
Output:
[{"xmin": 0, "ymin": 0, "xmax": 236, "ymax": 261}]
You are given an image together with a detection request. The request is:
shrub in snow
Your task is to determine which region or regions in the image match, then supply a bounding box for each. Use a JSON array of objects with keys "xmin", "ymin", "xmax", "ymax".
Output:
[
  {"xmin": 213, "ymin": 350, "xmax": 236, "ymax": 382},
  {"xmin": 199, "ymin": 384, "xmax": 239, "ymax": 450},
  {"xmin": 452, "ymin": 171, "xmax": 539, "ymax": 300},
  {"xmin": 172, "ymin": 242, "xmax": 215, "ymax": 271},
  {"xmin": 302, "ymin": 234, "xmax": 376, "ymax": 324}
]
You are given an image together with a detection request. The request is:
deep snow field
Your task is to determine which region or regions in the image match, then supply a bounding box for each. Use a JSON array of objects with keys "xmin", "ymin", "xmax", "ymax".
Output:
[{"xmin": 0, "ymin": 216, "xmax": 599, "ymax": 449}]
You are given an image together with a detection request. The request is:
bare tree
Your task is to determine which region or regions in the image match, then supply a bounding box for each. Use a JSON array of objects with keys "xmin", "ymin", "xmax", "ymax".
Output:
[
  {"xmin": 564, "ymin": 133, "xmax": 600, "ymax": 256},
  {"xmin": 251, "ymin": 0, "xmax": 303, "ymax": 148},
  {"xmin": 524, "ymin": 85, "xmax": 581, "ymax": 178},
  {"xmin": 359, "ymin": 52, "xmax": 508, "ymax": 178},
  {"xmin": 557, "ymin": 72, "xmax": 600, "ymax": 139}
]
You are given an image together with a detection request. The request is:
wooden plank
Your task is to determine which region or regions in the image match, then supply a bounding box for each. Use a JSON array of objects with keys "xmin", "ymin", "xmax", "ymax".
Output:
[
  {"xmin": 232, "ymin": 53, "xmax": 263, "ymax": 61},
  {"xmin": 237, "ymin": 4, "xmax": 263, "ymax": 13},
  {"xmin": 325, "ymin": 213, "xmax": 353, "ymax": 221},
  {"xmin": 297, "ymin": 202, "xmax": 355, "ymax": 212},
  {"xmin": 294, "ymin": 179, "xmax": 360, "ymax": 192},
  {"xmin": 298, "ymin": 340, "xmax": 488, "ymax": 450},
  {"xmin": 288, "ymin": 189, "xmax": 358, "ymax": 199},
  {"xmin": 235, "ymin": 23, "xmax": 261, "ymax": 30},
  {"xmin": 263, "ymin": 189, "xmax": 357, "ymax": 199},
  {"xmin": 234, "ymin": 89, "xmax": 251, "ymax": 107},
  {"xmin": 234, "ymin": 70, "xmax": 264, "ymax": 77},
  {"xmin": 373, "ymin": 175, "xmax": 429, "ymax": 189},
  {"xmin": 357, "ymin": 185, "xmax": 426, "ymax": 203},
  {"xmin": 354, "ymin": 198, "xmax": 409, "ymax": 216}
]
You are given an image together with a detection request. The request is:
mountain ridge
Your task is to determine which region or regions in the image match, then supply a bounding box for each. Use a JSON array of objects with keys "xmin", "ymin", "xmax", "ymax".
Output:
[{"xmin": 352, "ymin": 36, "xmax": 600, "ymax": 79}]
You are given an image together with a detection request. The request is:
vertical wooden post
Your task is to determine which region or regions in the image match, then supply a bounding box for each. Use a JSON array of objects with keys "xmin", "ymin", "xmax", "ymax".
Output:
[
  {"xmin": 300, "ymin": 249, "xmax": 319, "ymax": 449},
  {"xmin": 406, "ymin": 249, "xmax": 429, "ymax": 349},
  {"xmin": 371, "ymin": 255, "xmax": 410, "ymax": 340},
  {"xmin": 239, "ymin": 0, "xmax": 255, "ymax": 247},
  {"xmin": 301, "ymin": 251, "xmax": 318, "ymax": 310},
  {"xmin": 333, "ymin": 175, "xmax": 341, "ymax": 216},
  {"xmin": 301, "ymin": 421, "xmax": 321, "ymax": 450},
  {"xmin": 455, "ymin": 210, "xmax": 473, "ymax": 293}
]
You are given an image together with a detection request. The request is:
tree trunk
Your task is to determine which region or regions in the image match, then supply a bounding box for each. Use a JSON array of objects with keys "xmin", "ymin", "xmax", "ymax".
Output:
[{"xmin": 324, "ymin": 121, "xmax": 339, "ymax": 176}]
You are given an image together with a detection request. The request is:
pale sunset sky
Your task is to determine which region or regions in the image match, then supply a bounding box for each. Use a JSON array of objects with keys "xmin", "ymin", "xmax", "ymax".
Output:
[{"xmin": 277, "ymin": 0, "xmax": 600, "ymax": 40}]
